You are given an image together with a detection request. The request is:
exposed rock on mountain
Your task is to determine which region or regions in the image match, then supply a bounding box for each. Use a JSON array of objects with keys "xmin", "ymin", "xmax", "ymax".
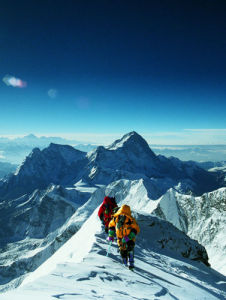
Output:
[
  {"xmin": 0, "ymin": 132, "xmax": 220, "ymax": 202},
  {"xmin": 152, "ymin": 187, "xmax": 226, "ymax": 274},
  {"xmin": 0, "ymin": 144, "xmax": 87, "ymax": 200},
  {"xmin": 0, "ymin": 184, "xmax": 91, "ymax": 292}
]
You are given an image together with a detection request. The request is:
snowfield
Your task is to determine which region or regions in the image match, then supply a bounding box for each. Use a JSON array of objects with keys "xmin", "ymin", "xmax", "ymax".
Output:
[{"xmin": 1, "ymin": 209, "xmax": 226, "ymax": 300}]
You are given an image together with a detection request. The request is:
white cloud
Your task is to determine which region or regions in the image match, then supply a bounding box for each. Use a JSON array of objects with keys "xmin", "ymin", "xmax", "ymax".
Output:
[
  {"xmin": 184, "ymin": 129, "xmax": 226, "ymax": 132},
  {"xmin": 0, "ymin": 151, "xmax": 5, "ymax": 159}
]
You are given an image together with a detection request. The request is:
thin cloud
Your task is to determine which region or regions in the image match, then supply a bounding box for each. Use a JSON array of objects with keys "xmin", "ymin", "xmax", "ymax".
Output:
[
  {"xmin": 144, "ymin": 129, "xmax": 226, "ymax": 145},
  {"xmin": 0, "ymin": 151, "xmax": 5, "ymax": 159},
  {"xmin": 185, "ymin": 129, "xmax": 226, "ymax": 133}
]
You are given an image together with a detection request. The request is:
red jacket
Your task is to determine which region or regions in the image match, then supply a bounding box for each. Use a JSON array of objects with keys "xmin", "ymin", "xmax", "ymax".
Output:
[{"xmin": 98, "ymin": 196, "xmax": 117, "ymax": 228}]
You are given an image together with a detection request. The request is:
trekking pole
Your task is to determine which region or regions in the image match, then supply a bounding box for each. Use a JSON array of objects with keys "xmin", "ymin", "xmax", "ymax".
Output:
[{"xmin": 106, "ymin": 241, "xmax": 112, "ymax": 257}]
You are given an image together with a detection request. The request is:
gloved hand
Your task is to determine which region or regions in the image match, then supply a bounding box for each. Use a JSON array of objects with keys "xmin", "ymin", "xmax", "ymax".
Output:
[
  {"xmin": 122, "ymin": 232, "xmax": 136, "ymax": 243},
  {"xmin": 122, "ymin": 235, "xmax": 130, "ymax": 243},
  {"xmin": 107, "ymin": 236, "xmax": 114, "ymax": 242}
]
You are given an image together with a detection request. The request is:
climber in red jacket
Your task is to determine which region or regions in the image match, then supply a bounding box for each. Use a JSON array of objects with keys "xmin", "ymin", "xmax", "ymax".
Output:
[{"xmin": 98, "ymin": 196, "xmax": 118, "ymax": 233}]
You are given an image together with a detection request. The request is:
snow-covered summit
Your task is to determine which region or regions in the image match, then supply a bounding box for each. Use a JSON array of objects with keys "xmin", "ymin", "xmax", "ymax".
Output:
[
  {"xmin": 0, "ymin": 144, "xmax": 87, "ymax": 200},
  {"xmin": 16, "ymin": 143, "xmax": 86, "ymax": 180},
  {"xmin": 86, "ymin": 132, "xmax": 220, "ymax": 195},
  {"xmin": 86, "ymin": 132, "xmax": 160, "ymax": 183},
  {"xmin": 26, "ymin": 143, "xmax": 86, "ymax": 166},
  {"xmin": 107, "ymin": 131, "xmax": 155, "ymax": 156}
]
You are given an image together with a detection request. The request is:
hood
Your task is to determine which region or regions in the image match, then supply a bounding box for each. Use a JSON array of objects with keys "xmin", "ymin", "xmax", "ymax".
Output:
[
  {"xmin": 103, "ymin": 196, "xmax": 114, "ymax": 205},
  {"xmin": 114, "ymin": 204, "xmax": 131, "ymax": 217}
]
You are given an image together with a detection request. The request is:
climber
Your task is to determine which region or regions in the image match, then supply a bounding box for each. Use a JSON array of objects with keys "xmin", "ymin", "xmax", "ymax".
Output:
[
  {"xmin": 98, "ymin": 195, "xmax": 118, "ymax": 233},
  {"xmin": 107, "ymin": 204, "xmax": 140, "ymax": 270}
]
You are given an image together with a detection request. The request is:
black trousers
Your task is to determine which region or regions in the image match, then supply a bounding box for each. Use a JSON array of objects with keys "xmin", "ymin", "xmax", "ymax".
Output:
[{"xmin": 119, "ymin": 240, "xmax": 135, "ymax": 260}]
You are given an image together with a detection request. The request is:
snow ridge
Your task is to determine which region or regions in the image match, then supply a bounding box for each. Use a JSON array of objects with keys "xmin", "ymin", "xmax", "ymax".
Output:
[{"xmin": 1, "ymin": 209, "xmax": 225, "ymax": 300}]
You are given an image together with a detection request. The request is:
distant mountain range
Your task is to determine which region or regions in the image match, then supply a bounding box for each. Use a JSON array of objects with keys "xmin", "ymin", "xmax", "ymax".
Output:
[
  {"xmin": 1, "ymin": 133, "xmax": 226, "ymax": 165},
  {"xmin": 0, "ymin": 131, "xmax": 225, "ymax": 293},
  {"xmin": 0, "ymin": 131, "xmax": 221, "ymax": 201},
  {"xmin": 0, "ymin": 134, "xmax": 79, "ymax": 146},
  {"xmin": 0, "ymin": 134, "xmax": 97, "ymax": 164}
]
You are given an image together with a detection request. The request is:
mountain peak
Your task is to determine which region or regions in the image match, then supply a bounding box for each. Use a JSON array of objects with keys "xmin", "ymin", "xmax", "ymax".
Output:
[
  {"xmin": 108, "ymin": 131, "xmax": 143, "ymax": 148},
  {"xmin": 107, "ymin": 131, "xmax": 155, "ymax": 156},
  {"xmin": 25, "ymin": 134, "xmax": 37, "ymax": 139}
]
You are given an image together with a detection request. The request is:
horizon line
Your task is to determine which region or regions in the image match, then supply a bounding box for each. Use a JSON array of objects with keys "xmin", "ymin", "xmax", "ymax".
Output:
[{"xmin": 0, "ymin": 131, "xmax": 226, "ymax": 146}]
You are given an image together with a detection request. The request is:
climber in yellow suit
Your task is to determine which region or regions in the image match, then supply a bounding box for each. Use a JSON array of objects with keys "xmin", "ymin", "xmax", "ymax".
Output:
[{"xmin": 107, "ymin": 204, "xmax": 140, "ymax": 270}]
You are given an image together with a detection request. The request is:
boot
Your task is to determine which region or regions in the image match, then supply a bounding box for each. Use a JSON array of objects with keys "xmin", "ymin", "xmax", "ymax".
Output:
[{"xmin": 128, "ymin": 251, "xmax": 134, "ymax": 270}]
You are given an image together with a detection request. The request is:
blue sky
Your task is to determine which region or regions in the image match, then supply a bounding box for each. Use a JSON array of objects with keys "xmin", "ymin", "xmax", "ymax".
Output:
[{"xmin": 1, "ymin": 0, "xmax": 226, "ymax": 144}]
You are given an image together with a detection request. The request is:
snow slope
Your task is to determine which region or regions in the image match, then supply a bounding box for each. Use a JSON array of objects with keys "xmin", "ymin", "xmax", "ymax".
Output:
[
  {"xmin": 1, "ymin": 209, "xmax": 225, "ymax": 300},
  {"xmin": 0, "ymin": 184, "xmax": 92, "ymax": 292},
  {"xmin": 151, "ymin": 188, "xmax": 226, "ymax": 275},
  {"xmin": 94, "ymin": 180, "xmax": 226, "ymax": 275}
]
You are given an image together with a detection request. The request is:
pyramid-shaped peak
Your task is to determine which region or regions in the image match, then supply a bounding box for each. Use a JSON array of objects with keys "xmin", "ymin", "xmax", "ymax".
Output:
[
  {"xmin": 107, "ymin": 131, "xmax": 151, "ymax": 151},
  {"xmin": 24, "ymin": 133, "xmax": 37, "ymax": 139}
]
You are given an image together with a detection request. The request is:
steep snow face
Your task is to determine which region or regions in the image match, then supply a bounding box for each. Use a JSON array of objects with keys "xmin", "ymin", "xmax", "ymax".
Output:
[
  {"xmin": 86, "ymin": 131, "xmax": 220, "ymax": 195},
  {"xmin": 97, "ymin": 178, "xmax": 162, "ymax": 209},
  {"xmin": 0, "ymin": 185, "xmax": 86, "ymax": 242},
  {"xmin": 152, "ymin": 188, "xmax": 188, "ymax": 232},
  {"xmin": 0, "ymin": 184, "xmax": 91, "ymax": 292},
  {"xmin": 16, "ymin": 143, "xmax": 86, "ymax": 176},
  {"xmin": 1, "ymin": 210, "xmax": 225, "ymax": 300},
  {"xmin": 180, "ymin": 188, "xmax": 226, "ymax": 275},
  {"xmin": 152, "ymin": 187, "xmax": 226, "ymax": 275},
  {"xmin": 107, "ymin": 131, "xmax": 157, "ymax": 159},
  {"xmin": 0, "ymin": 144, "xmax": 87, "ymax": 200},
  {"xmin": 87, "ymin": 131, "xmax": 161, "ymax": 179}
]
